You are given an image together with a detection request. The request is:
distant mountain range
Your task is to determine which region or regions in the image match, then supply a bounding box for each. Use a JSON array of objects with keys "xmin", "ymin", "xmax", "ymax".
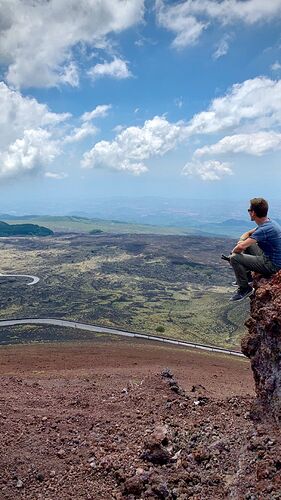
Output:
[
  {"xmin": 0, "ymin": 221, "xmax": 53, "ymax": 237},
  {"xmin": 0, "ymin": 214, "xmax": 280, "ymax": 239}
]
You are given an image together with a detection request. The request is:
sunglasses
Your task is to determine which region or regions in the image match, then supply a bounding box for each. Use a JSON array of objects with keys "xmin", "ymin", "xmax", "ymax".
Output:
[{"xmin": 248, "ymin": 208, "xmax": 253, "ymax": 212}]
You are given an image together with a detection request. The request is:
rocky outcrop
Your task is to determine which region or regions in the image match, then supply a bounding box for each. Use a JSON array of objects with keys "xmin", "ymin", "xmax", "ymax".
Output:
[{"xmin": 242, "ymin": 271, "xmax": 281, "ymax": 422}]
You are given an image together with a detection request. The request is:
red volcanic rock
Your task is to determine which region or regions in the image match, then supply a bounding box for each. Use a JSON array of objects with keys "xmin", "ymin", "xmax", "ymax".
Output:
[{"xmin": 242, "ymin": 271, "xmax": 281, "ymax": 422}]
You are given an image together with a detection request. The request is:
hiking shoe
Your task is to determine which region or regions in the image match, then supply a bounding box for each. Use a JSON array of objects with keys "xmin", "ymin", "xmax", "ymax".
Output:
[
  {"xmin": 230, "ymin": 286, "xmax": 254, "ymax": 302},
  {"xmin": 232, "ymin": 280, "xmax": 253, "ymax": 287}
]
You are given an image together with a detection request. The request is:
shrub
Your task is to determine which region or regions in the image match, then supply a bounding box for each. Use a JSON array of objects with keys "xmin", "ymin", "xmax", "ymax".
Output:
[{"xmin": 156, "ymin": 326, "xmax": 165, "ymax": 333}]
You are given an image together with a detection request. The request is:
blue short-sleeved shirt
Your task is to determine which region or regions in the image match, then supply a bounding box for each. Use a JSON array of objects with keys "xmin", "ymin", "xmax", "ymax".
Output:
[{"xmin": 251, "ymin": 219, "xmax": 281, "ymax": 268}]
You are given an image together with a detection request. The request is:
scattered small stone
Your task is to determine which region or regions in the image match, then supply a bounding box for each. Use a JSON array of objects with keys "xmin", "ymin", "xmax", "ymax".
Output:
[
  {"xmin": 16, "ymin": 479, "xmax": 23, "ymax": 489},
  {"xmin": 171, "ymin": 450, "xmax": 181, "ymax": 461},
  {"xmin": 192, "ymin": 447, "xmax": 211, "ymax": 464},
  {"xmin": 191, "ymin": 384, "xmax": 206, "ymax": 393},
  {"xmin": 141, "ymin": 443, "xmax": 171, "ymax": 465},
  {"xmin": 152, "ymin": 425, "xmax": 168, "ymax": 445},
  {"xmin": 161, "ymin": 368, "xmax": 173, "ymax": 379},
  {"xmin": 122, "ymin": 475, "xmax": 144, "ymax": 496}
]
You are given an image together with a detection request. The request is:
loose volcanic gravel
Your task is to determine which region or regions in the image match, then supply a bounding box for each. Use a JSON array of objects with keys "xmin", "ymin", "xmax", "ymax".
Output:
[{"xmin": 0, "ymin": 340, "xmax": 280, "ymax": 499}]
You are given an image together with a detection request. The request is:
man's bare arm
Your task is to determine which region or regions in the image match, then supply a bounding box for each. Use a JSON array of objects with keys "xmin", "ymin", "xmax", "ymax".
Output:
[{"xmin": 232, "ymin": 237, "xmax": 257, "ymax": 254}]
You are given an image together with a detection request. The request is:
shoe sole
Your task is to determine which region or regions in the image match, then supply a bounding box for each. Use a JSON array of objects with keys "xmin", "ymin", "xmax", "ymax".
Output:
[
  {"xmin": 229, "ymin": 289, "xmax": 254, "ymax": 302},
  {"xmin": 232, "ymin": 282, "xmax": 253, "ymax": 287}
]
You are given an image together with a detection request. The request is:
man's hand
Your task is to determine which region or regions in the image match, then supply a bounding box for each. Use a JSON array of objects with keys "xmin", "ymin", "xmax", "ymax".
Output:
[{"xmin": 238, "ymin": 228, "xmax": 256, "ymax": 243}]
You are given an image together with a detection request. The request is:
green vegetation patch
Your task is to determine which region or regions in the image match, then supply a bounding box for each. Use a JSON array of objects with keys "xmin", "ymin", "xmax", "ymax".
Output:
[{"xmin": 0, "ymin": 221, "xmax": 53, "ymax": 237}]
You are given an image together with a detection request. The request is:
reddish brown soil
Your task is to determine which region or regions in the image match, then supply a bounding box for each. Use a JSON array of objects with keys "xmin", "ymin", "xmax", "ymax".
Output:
[{"xmin": 0, "ymin": 338, "xmax": 280, "ymax": 499}]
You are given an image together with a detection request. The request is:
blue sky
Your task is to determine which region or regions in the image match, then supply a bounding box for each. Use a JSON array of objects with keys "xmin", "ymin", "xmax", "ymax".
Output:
[{"xmin": 0, "ymin": 0, "xmax": 281, "ymax": 214}]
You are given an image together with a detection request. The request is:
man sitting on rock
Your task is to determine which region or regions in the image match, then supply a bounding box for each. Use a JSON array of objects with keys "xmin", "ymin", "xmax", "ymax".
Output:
[{"xmin": 229, "ymin": 198, "xmax": 281, "ymax": 302}]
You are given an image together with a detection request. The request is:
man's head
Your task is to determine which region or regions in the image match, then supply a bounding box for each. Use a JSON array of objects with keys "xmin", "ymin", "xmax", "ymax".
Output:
[{"xmin": 248, "ymin": 198, "xmax": 268, "ymax": 220}]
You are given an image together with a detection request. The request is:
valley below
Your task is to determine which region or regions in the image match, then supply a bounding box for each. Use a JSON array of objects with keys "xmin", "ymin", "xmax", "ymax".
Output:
[{"xmin": 0, "ymin": 232, "xmax": 248, "ymax": 349}]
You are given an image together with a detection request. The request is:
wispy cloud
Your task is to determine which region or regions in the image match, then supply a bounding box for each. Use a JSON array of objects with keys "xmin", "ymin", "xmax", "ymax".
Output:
[
  {"xmin": 213, "ymin": 35, "xmax": 231, "ymax": 60},
  {"xmin": 81, "ymin": 105, "xmax": 111, "ymax": 122},
  {"xmin": 174, "ymin": 97, "xmax": 184, "ymax": 109},
  {"xmin": 87, "ymin": 58, "xmax": 132, "ymax": 81},
  {"xmin": 63, "ymin": 123, "xmax": 98, "ymax": 144},
  {"xmin": 271, "ymin": 61, "xmax": 281, "ymax": 71},
  {"xmin": 156, "ymin": 0, "xmax": 207, "ymax": 49},
  {"xmin": 45, "ymin": 171, "xmax": 68, "ymax": 180},
  {"xmin": 156, "ymin": 0, "xmax": 281, "ymax": 50}
]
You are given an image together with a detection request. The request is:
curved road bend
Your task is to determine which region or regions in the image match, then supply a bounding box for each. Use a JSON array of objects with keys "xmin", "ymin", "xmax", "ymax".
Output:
[
  {"xmin": 0, "ymin": 274, "xmax": 40, "ymax": 286},
  {"xmin": 0, "ymin": 318, "xmax": 245, "ymax": 358}
]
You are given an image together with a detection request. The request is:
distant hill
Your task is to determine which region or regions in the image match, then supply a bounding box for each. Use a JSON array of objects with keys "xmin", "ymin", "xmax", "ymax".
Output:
[
  {"xmin": 1, "ymin": 214, "xmax": 280, "ymax": 238},
  {"xmin": 197, "ymin": 218, "xmax": 281, "ymax": 238},
  {"xmin": 0, "ymin": 221, "xmax": 53, "ymax": 237},
  {"xmin": 0, "ymin": 215, "xmax": 207, "ymax": 236}
]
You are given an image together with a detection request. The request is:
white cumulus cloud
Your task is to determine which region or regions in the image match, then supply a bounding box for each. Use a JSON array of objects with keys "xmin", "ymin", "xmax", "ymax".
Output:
[
  {"xmin": 0, "ymin": 129, "xmax": 59, "ymax": 179},
  {"xmin": 81, "ymin": 116, "xmax": 186, "ymax": 174},
  {"xmin": 0, "ymin": 0, "xmax": 144, "ymax": 88},
  {"xmin": 182, "ymin": 160, "xmax": 233, "ymax": 181},
  {"xmin": 186, "ymin": 77, "xmax": 281, "ymax": 135},
  {"xmin": 87, "ymin": 58, "xmax": 132, "ymax": 80},
  {"xmin": 79, "ymin": 77, "xmax": 281, "ymax": 179},
  {"xmin": 0, "ymin": 82, "xmax": 71, "ymax": 179},
  {"xmin": 183, "ymin": 78, "xmax": 281, "ymax": 180},
  {"xmin": 0, "ymin": 82, "xmax": 70, "ymax": 147},
  {"xmin": 194, "ymin": 131, "xmax": 281, "ymax": 157}
]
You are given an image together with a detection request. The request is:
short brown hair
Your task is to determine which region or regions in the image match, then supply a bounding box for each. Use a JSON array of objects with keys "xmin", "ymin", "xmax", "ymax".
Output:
[{"xmin": 250, "ymin": 198, "xmax": 268, "ymax": 217}]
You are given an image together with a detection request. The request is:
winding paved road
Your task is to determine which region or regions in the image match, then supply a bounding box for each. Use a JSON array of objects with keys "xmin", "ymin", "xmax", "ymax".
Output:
[
  {"xmin": 0, "ymin": 274, "xmax": 40, "ymax": 285},
  {"xmin": 0, "ymin": 318, "xmax": 245, "ymax": 358},
  {"xmin": 0, "ymin": 274, "xmax": 245, "ymax": 358}
]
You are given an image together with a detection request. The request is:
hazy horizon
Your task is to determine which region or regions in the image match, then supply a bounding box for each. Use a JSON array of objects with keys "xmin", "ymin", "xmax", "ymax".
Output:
[{"xmin": 1, "ymin": 196, "xmax": 281, "ymax": 228}]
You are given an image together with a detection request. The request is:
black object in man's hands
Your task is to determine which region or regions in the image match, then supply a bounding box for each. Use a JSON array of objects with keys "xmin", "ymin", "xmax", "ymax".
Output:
[{"xmin": 221, "ymin": 254, "xmax": 231, "ymax": 263}]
